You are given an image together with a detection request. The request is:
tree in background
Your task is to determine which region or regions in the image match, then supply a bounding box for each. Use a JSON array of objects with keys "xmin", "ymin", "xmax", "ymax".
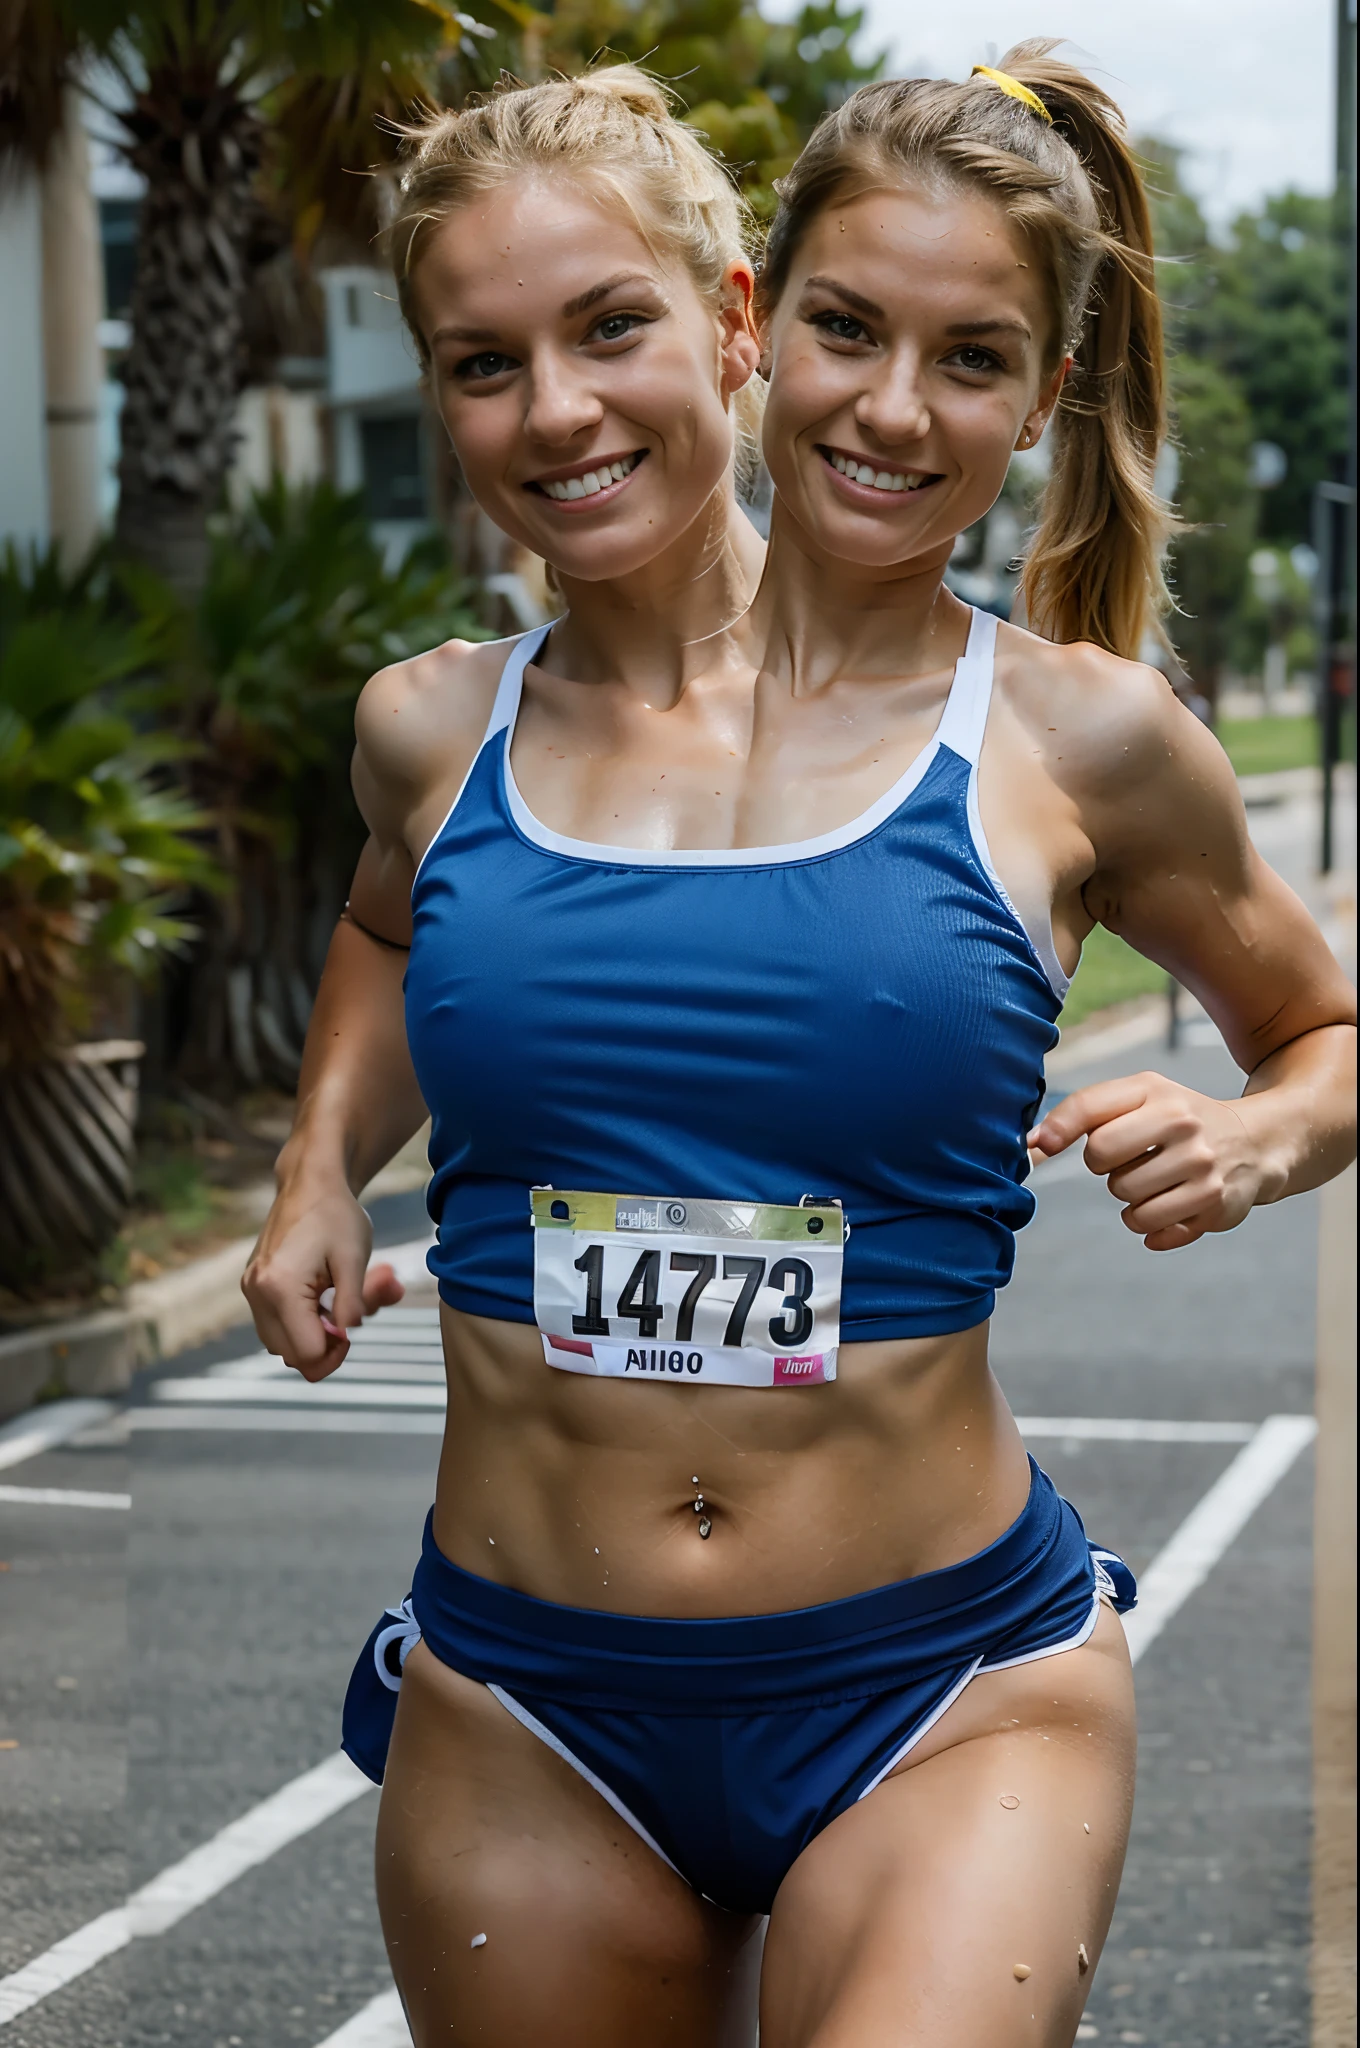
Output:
[
  {"xmin": 2, "ymin": 0, "xmax": 878, "ymax": 599},
  {"xmin": 1142, "ymin": 141, "xmax": 1349, "ymax": 704},
  {"xmin": 2, "ymin": 0, "xmax": 456, "ymax": 595},
  {"xmin": 1179, "ymin": 191, "xmax": 1350, "ymax": 548},
  {"xmin": 521, "ymin": 0, "xmax": 880, "ymax": 214}
]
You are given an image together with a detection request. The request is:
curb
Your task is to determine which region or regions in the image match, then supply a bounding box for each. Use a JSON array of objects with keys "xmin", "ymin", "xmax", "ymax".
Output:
[
  {"xmin": 0, "ymin": 1236, "xmax": 257, "ymax": 1427},
  {"xmin": 0, "ymin": 1228, "xmax": 437, "ymax": 1427},
  {"xmin": 0, "ymin": 1310, "xmax": 153, "ymax": 1427},
  {"xmin": 127, "ymin": 1233, "xmax": 260, "ymax": 1360}
]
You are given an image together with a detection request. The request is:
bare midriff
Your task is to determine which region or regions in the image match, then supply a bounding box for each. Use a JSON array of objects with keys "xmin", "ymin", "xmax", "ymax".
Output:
[{"xmin": 431, "ymin": 1304, "xmax": 1033, "ymax": 1618}]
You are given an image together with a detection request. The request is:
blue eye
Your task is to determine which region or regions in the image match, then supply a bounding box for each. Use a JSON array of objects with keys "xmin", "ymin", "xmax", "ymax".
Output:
[
  {"xmin": 592, "ymin": 313, "xmax": 643, "ymax": 343},
  {"xmin": 949, "ymin": 344, "xmax": 1002, "ymax": 373},
  {"xmin": 813, "ymin": 311, "xmax": 868, "ymax": 343},
  {"xmin": 456, "ymin": 351, "xmax": 515, "ymax": 381}
]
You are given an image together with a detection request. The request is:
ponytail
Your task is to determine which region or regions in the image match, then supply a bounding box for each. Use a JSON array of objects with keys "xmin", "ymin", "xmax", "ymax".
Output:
[
  {"xmin": 760, "ymin": 40, "xmax": 1175, "ymax": 658},
  {"xmin": 997, "ymin": 44, "xmax": 1174, "ymax": 657}
]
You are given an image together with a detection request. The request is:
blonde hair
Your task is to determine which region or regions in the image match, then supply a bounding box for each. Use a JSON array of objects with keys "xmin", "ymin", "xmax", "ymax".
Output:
[
  {"xmin": 387, "ymin": 66, "xmax": 765, "ymax": 489},
  {"xmin": 758, "ymin": 41, "xmax": 1174, "ymax": 659}
]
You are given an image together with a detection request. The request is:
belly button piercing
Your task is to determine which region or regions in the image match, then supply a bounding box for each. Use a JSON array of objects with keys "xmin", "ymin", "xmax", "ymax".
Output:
[{"xmin": 692, "ymin": 1482, "xmax": 711, "ymax": 1539}]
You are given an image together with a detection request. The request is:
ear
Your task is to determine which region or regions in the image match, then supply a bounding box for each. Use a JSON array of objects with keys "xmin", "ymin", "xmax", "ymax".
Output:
[
  {"xmin": 1016, "ymin": 353, "xmax": 1071, "ymax": 453},
  {"xmin": 717, "ymin": 258, "xmax": 762, "ymax": 396}
]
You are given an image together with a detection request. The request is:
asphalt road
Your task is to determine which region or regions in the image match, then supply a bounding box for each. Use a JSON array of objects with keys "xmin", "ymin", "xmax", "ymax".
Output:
[{"xmin": 0, "ymin": 1020, "xmax": 1323, "ymax": 2048}]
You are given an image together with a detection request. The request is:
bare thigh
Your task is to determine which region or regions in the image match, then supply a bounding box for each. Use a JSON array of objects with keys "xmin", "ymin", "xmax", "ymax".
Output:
[
  {"xmin": 375, "ymin": 1643, "xmax": 763, "ymax": 2047},
  {"xmin": 760, "ymin": 1604, "xmax": 1136, "ymax": 2048}
]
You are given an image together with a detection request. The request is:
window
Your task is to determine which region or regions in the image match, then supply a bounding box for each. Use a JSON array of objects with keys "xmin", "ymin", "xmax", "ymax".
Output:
[
  {"xmin": 99, "ymin": 199, "xmax": 140, "ymax": 319},
  {"xmin": 360, "ymin": 414, "xmax": 425, "ymax": 522}
]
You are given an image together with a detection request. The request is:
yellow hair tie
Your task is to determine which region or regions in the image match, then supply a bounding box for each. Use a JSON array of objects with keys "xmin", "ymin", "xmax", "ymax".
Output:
[{"xmin": 971, "ymin": 64, "xmax": 1054, "ymax": 125}]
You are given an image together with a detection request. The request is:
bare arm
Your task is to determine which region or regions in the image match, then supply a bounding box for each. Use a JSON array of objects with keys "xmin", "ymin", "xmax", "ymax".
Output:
[
  {"xmin": 1029, "ymin": 660, "xmax": 1356, "ymax": 1247},
  {"xmin": 242, "ymin": 638, "xmax": 500, "ymax": 1373}
]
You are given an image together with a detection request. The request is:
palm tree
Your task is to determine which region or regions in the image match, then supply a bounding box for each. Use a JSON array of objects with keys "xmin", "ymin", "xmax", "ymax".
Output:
[
  {"xmin": 3, "ymin": 0, "xmax": 878, "ymax": 593},
  {"xmin": 2, "ymin": 0, "xmax": 460, "ymax": 594}
]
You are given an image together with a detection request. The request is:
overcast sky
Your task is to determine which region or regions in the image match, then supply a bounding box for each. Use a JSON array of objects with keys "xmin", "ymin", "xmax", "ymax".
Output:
[{"xmin": 827, "ymin": 0, "xmax": 1339, "ymax": 225}]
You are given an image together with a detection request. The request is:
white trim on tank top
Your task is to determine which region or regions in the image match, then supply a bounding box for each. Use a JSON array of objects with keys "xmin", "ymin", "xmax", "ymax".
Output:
[{"xmin": 415, "ymin": 611, "xmax": 1068, "ymax": 996}]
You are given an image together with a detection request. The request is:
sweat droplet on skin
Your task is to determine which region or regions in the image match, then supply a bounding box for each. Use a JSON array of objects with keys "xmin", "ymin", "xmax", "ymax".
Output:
[
  {"xmin": 1013, "ymin": 1963, "xmax": 1031, "ymax": 1981},
  {"xmin": 999, "ymin": 1794, "xmax": 1020, "ymax": 1810},
  {"xmin": 1078, "ymin": 1944, "xmax": 1090, "ymax": 1974},
  {"xmin": 470, "ymin": 1933, "xmax": 487, "ymax": 1949}
]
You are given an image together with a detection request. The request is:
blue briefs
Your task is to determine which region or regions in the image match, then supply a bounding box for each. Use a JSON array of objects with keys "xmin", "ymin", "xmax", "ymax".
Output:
[{"xmin": 342, "ymin": 1459, "xmax": 1135, "ymax": 1915}]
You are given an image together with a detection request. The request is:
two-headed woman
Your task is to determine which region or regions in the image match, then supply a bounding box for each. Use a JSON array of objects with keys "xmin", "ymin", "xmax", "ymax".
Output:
[{"xmin": 245, "ymin": 48, "xmax": 1356, "ymax": 2048}]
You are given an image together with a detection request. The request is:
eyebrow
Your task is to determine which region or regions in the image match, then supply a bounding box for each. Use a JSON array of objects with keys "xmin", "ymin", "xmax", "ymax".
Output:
[
  {"xmin": 944, "ymin": 317, "xmax": 1033, "ymax": 341},
  {"xmin": 802, "ymin": 274, "xmax": 886, "ymax": 319},
  {"xmin": 429, "ymin": 272, "xmax": 656, "ymax": 348},
  {"xmin": 561, "ymin": 271, "xmax": 655, "ymax": 318}
]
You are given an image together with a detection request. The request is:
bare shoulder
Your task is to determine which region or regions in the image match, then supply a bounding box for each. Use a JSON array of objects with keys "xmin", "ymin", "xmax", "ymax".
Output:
[
  {"xmin": 354, "ymin": 634, "xmax": 513, "ymax": 795},
  {"xmin": 992, "ymin": 622, "xmax": 1231, "ymax": 806}
]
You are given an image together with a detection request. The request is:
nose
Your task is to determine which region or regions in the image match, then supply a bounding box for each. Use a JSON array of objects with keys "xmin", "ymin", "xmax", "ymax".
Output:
[
  {"xmin": 523, "ymin": 347, "xmax": 605, "ymax": 448},
  {"xmin": 854, "ymin": 345, "xmax": 931, "ymax": 451}
]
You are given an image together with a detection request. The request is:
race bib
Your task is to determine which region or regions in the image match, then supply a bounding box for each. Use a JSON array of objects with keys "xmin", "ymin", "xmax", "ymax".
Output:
[{"xmin": 531, "ymin": 1189, "xmax": 845, "ymax": 1387}]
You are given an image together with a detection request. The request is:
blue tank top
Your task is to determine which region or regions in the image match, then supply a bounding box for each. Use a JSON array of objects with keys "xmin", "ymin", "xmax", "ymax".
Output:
[{"xmin": 406, "ymin": 607, "xmax": 1067, "ymax": 1341}]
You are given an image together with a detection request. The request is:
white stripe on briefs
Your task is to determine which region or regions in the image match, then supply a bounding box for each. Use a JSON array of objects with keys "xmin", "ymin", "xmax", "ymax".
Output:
[
  {"xmin": 0, "ymin": 1754, "xmax": 371, "ymax": 2026},
  {"xmin": 486, "ymin": 1684, "xmax": 686, "ymax": 1881}
]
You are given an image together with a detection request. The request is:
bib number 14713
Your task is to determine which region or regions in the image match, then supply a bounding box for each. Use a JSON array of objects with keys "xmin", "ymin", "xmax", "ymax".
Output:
[{"xmin": 530, "ymin": 1189, "xmax": 845, "ymax": 1388}]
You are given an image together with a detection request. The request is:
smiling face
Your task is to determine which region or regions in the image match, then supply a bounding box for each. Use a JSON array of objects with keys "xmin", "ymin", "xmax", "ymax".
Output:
[
  {"xmin": 759, "ymin": 183, "xmax": 1066, "ymax": 573},
  {"xmin": 408, "ymin": 176, "xmax": 758, "ymax": 584}
]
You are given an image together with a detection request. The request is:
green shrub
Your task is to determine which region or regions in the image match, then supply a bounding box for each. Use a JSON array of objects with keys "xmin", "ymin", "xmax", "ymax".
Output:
[
  {"xmin": 0, "ymin": 546, "xmax": 218, "ymax": 1068},
  {"xmin": 136, "ymin": 481, "xmax": 490, "ymax": 1087}
]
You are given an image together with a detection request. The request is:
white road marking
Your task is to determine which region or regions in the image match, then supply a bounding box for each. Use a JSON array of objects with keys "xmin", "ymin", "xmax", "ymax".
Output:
[
  {"xmin": 207, "ymin": 1358, "xmax": 445, "ymax": 1385},
  {"xmin": 0, "ymin": 1400, "xmax": 116, "ymax": 1473},
  {"xmin": 128, "ymin": 1408, "xmax": 445, "ymax": 1435},
  {"xmin": 314, "ymin": 1987, "xmax": 411, "ymax": 2046},
  {"xmin": 1122, "ymin": 1414, "xmax": 1318, "ymax": 1666},
  {"xmin": 0, "ymin": 1909, "xmax": 130, "ymax": 2027},
  {"xmin": 152, "ymin": 1378, "xmax": 446, "ymax": 1409},
  {"xmin": 0, "ymin": 1484, "xmax": 130, "ymax": 1510},
  {"xmin": 0, "ymin": 1754, "xmax": 371, "ymax": 2026},
  {"xmin": 1016, "ymin": 1418, "xmax": 1257, "ymax": 1444}
]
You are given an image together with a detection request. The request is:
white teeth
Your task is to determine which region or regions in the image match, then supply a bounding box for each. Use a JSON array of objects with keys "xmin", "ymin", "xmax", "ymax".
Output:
[
  {"xmin": 829, "ymin": 450, "xmax": 916, "ymax": 493},
  {"xmin": 540, "ymin": 454, "xmax": 642, "ymax": 500}
]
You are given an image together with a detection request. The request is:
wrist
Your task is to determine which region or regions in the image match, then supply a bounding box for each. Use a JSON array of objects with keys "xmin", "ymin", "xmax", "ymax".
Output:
[
  {"xmin": 1230, "ymin": 1092, "xmax": 1295, "ymax": 1205},
  {"xmin": 274, "ymin": 1119, "xmax": 361, "ymax": 1203}
]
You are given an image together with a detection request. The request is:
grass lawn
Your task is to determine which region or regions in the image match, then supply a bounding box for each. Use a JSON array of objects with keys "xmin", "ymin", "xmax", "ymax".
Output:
[
  {"xmin": 1060, "ymin": 922, "xmax": 1166, "ymax": 1030},
  {"xmin": 1217, "ymin": 714, "xmax": 1319, "ymax": 777}
]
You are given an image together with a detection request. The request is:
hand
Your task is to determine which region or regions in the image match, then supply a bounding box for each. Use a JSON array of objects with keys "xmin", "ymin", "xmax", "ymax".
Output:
[
  {"xmin": 1028, "ymin": 1070, "xmax": 1278, "ymax": 1250},
  {"xmin": 241, "ymin": 1181, "xmax": 406, "ymax": 1381}
]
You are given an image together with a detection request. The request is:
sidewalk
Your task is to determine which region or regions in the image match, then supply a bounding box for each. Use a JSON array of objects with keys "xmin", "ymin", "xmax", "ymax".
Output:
[{"xmin": 0, "ymin": 1158, "xmax": 436, "ymax": 1430}]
